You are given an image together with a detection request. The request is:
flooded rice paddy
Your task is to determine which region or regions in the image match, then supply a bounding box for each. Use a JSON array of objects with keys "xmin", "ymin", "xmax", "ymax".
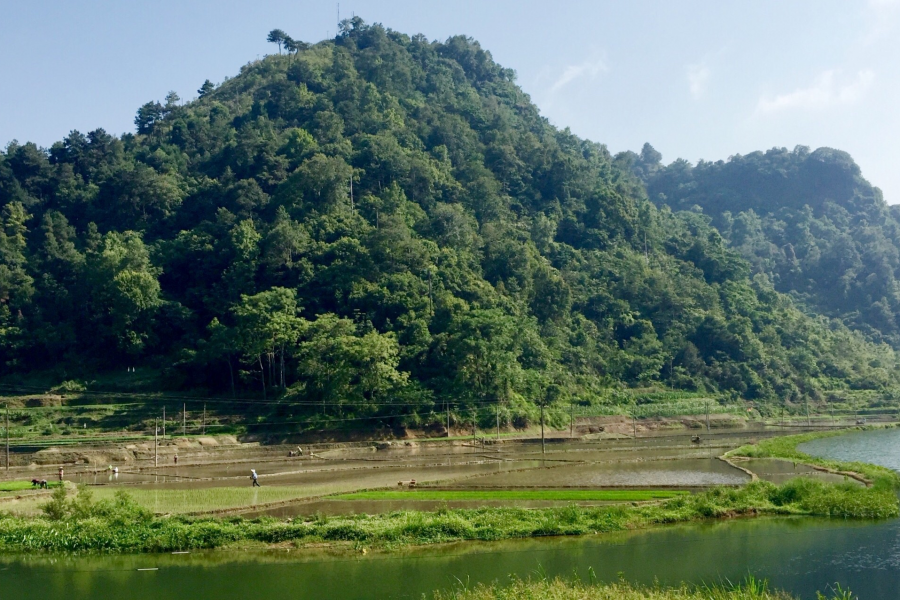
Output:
[
  {"xmin": 62, "ymin": 433, "xmax": 762, "ymax": 515},
  {"xmin": 0, "ymin": 429, "xmax": 804, "ymax": 515},
  {"xmin": 2, "ymin": 427, "xmax": 900, "ymax": 598}
]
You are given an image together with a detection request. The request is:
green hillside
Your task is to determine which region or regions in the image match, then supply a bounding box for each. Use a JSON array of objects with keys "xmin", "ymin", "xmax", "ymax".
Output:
[
  {"xmin": 628, "ymin": 144, "xmax": 900, "ymax": 348},
  {"xmin": 0, "ymin": 19, "xmax": 897, "ymax": 428}
]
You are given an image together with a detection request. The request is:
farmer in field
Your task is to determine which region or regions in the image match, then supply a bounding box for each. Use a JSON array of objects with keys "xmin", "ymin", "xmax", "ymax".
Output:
[
  {"xmin": 58, "ymin": 467, "xmax": 64, "ymax": 481},
  {"xmin": 251, "ymin": 469, "xmax": 260, "ymax": 487}
]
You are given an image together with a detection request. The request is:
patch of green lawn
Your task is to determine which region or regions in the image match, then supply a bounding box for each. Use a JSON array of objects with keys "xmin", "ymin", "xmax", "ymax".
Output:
[
  {"xmin": 0, "ymin": 480, "xmax": 62, "ymax": 493},
  {"xmin": 333, "ymin": 489, "xmax": 688, "ymax": 502}
]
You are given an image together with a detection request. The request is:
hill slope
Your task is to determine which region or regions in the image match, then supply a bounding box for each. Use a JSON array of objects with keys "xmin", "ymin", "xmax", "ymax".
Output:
[
  {"xmin": 627, "ymin": 144, "xmax": 900, "ymax": 348},
  {"xmin": 1, "ymin": 19, "xmax": 897, "ymax": 425}
]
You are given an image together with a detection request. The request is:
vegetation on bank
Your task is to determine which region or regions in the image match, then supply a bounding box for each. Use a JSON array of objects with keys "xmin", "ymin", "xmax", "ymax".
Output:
[
  {"xmin": 0, "ymin": 472, "xmax": 895, "ymax": 553},
  {"xmin": 727, "ymin": 428, "xmax": 900, "ymax": 487},
  {"xmin": 432, "ymin": 576, "xmax": 853, "ymax": 600}
]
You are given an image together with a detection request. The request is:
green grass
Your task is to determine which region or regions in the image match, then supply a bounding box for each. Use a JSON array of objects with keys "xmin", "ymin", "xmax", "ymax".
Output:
[
  {"xmin": 0, "ymin": 480, "xmax": 62, "ymax": 493},
  {"xmin": 334, "ymin": 490, "xmax": 688, "ymax": 502},
  {"xmin": 431, "ymin": 576, "xmax": 849, "ymax": 600}
]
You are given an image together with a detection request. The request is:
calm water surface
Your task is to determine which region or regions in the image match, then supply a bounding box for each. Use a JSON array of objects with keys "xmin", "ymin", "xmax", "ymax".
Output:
[{"xmin": 2, "ymin": 429, "xmax": 899, "ymax": 600}]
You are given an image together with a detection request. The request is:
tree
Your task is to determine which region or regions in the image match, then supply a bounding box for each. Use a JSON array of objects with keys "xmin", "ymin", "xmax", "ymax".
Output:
[
  {"xmin": 134, "ymin": 101, "xmax": 163, "ymax": 134},
  {"xmin": 198, "ymin": 80, "xmax": 214, "ymax": 98},
  {"xmin": 294, "ymin": 314, "xmax": 409, "ymax": 414},
  {"xmin": 0, "ymin": 202, "xmax": 34, "ymax": 366},
  {"xmin": 82, "ymin": 231, "xmax": 162, "ymax": 357},
  {"xmin": 164, "ymin": 91, "xmax": 181, "ymax": 111},
  {"xmin": 233, "ymin": 287, "xmax": 303, "ymax": 398},
  {"xmin": 283, "ymin": 37, "xmax": 309, "ymax": 55},
  {"xmin": 267, "ymin": 29, "xmax": 288, "ymax": 54},
  {"xmin": 202, "ymin": 318, "xmax": 239, "ymax": 397}
]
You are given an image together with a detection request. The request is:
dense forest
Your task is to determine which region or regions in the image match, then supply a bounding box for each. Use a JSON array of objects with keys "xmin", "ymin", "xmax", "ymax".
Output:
[
  {"xmin": 1, "ymin": 18, "xmax": 897, "ymax": 424},
  {"xmin": 628, "ymin": 145, "xmax": 900, "ymax": 348}
]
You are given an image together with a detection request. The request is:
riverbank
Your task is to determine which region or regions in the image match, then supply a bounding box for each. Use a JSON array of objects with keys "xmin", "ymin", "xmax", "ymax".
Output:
[
  {"xmin": 726, "ymin": 426, "xmax": 900, "ymax": 487},
  {"xmin": 0, "ymin": 471, "xmax": 894, "ymax": 553},
  {"xmin": 431, "ymin": 576, "xmax": 849, "ymax": 600},
  {"xmin": 0, "ymin": 426, "xmax": 896, "ymax": 554}
]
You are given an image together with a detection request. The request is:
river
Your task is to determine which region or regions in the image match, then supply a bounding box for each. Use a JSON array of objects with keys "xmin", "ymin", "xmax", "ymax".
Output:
[{"xmin": 2, "ymin": 428, "xmax": 899, "ymax": 599}]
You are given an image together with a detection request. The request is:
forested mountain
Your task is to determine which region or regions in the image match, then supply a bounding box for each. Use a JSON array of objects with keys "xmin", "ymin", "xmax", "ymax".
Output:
[
  {"xmin": 0, "ymin": 18, "xmax": 897, "ymax": 422},
  {"xmin": 628, "ymin": 145, "xmax": 900, "ymax": 348}
]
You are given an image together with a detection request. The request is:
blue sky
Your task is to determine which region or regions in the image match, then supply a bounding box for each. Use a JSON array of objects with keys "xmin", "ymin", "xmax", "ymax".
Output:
[{"xmin": 3, "ymin": 1, "xmax": 900, "ymax": 202}]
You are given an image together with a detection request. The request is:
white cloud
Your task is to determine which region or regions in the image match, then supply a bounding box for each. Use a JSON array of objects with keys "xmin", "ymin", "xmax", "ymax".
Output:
[
  {"xmin": 756, "ymin": 69, "xmax": 875, "ymax": 114},
  {"xmin": 687, "ymin": 64, "xmax": 710, "ymax": 99},
  {"xmin": 547, "ymin": 55, "xmax": 608, "ymax": 95}
]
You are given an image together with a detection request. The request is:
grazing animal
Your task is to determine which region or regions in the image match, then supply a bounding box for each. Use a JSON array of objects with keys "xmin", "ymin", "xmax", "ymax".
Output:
[
  {"xmin": 31, "ymin": 479, "xmax": 48, "ymax": 489},
  {"xmin": 690, "ymin": 436, "xmax": 701, "ymax": 444}
]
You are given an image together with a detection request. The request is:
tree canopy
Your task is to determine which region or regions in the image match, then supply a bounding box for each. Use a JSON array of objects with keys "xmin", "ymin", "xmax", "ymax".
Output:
[{"xmin": 1, "ymin": 20, "xmax": 898, "ymax": 425}]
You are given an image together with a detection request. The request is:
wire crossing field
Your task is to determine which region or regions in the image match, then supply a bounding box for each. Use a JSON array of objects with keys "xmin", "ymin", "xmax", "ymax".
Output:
[{"xmin": 333, "ymin": 490, "xmax": 688, "ymax": 502}]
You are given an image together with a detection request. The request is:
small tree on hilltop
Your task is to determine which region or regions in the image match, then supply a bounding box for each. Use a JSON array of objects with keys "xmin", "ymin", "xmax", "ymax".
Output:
[
  {"xmin": 198, "ymin": 79, "xmax": 214, "ymax": 98},
  {"xmin": 267, "ymin": 29, "xmax": 288, "ymax": 54}
]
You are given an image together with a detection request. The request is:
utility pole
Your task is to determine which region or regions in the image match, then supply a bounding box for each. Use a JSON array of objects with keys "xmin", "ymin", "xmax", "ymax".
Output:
[
  {"xmin": 446, "ymin": 402, "xmax": 450, "ymax": 438},
  {"xmin": 570, "ymin": 401, "xmax": 574, "ymax": 438},
  {"xmin": 806, "ymin": 398, "xmax": 811, "ymax": 428},
  {"xmin": 154, "ymin": 418, "xmax": 159, "ymax": 467},
  {"xmin": 781, "ymin": 405, "xmax": 785, "ymax": 431},
  {"xmin": 202, "ymin": 404, "xmax": 207, "ymax": 436},
  {"xmin": 162, "ymin": 407, "xmax": 166, "ymax": 440},
  {"xmin": 540, "ymin": 403, "xmax": 546, "ymax": 455},
  {"xmin": 831, "ymin": 405, "xmax": 835, "ymax": 428},
  {"xmin": 183, "ymin": 403, "xmax": 186, "ymax": 438},
  {"xmin": 472, "ymin": 409, "xmax": 476, "ymax": 452},
  {"xmin": 5, "ymin": 404, "xmax": 9, "ymax": 472},
  {"xmin": 632, "ymin": 409, "xmax": 637, "ymax": 439},
  {"xmin": 496, "ymin": 403, "xmax": 500, "ymax": 441},
  {"xmin": 705, "ymin": 400, "xmax": 710, "ymax": 432}
]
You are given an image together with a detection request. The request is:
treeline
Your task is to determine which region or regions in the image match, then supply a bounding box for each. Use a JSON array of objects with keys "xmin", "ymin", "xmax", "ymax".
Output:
[
  {"xmin": 627, "ymin": 144, "xmax": 900, "ymax": 348},
  {"xmin": 1, "ymin": 18, "xmax": 898, "ymax": 422}
]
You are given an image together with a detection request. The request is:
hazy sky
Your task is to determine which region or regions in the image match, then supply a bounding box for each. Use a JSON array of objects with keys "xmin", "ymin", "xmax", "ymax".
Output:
[{"xmin": 3, "ymin": 1, "xmax": 900, "ymax": 202}]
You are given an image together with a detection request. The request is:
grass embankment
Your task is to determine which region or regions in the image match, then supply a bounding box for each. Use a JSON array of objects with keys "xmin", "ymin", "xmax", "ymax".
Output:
[
  {"xmin": 334, "ymin": 490, "xmax": 687, "ymax": 502},
  {"xmin": 432, "ymin": 577, "xmax": 851, "ymax": 600},
  {"xmin": 0, "ymin": 472, "xmax": 895, "ymax": 553},
  {"xmin": 727, "ymin": 428, "xmax": 900, "ymax": 486}
]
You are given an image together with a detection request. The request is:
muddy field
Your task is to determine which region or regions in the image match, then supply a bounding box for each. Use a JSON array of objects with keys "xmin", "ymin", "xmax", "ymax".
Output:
[{"xmin": 0, "ymin": 422, "xmax": 839, "ymax": 516}]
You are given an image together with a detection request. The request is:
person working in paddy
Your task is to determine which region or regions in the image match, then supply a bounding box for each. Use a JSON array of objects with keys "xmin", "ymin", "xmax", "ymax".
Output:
[{"xmin": 251, "ymin": 469, "xmax": 260, "ymax": 487}]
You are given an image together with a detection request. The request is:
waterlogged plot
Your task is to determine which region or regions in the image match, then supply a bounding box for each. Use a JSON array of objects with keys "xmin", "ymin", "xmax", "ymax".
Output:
[
  {"xmin": 333, "ymin": 490, "xmax": 688, "ymax": 502},
  {"xmin": 88, "ymin": 485, "xmax": 321, "ymax": 514},
  {"xmin": 741, "ymin": 459, "xmax": 864, "ymax": 486},
  {"xmin": 453, "ymin": 459, "xmax": 750, "ymax": 488}
]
